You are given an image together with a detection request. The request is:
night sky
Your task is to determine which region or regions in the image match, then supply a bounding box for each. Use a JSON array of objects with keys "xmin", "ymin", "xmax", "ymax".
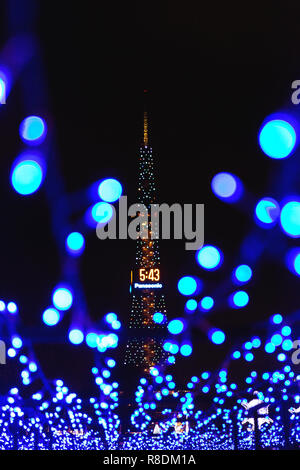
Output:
[{"xmin": 1, "ymin": 1, "xmax": 300, "ymax": 396}]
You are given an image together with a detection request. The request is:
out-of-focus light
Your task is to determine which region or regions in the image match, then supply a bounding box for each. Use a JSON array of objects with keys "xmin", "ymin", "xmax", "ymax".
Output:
[
  {"xmin": 91, "ymin": 202, "xmax": 114, "ymax": 224},
  {"xmin": 259, "ymin": 119, "xmax": 296, "ymax": 159},
  {"xmin": 69, "ymin": 329, "xmax": 84, "ymax": 345},
  {"xmin": 280, "ymin": 201, "xmax": 300, "ymax": 237},
  {"xmin": 282, "ymin": 339, "xmax": 293, "ymax": 351},
  {"xmin": 19, "ymin": 116, "xmax": 47, "ymax": 144},
  {"xmin": 196, "ymin": 245, "xmax": 222, "ymax": 270},
  {"xmin": 281, "ymin": 326, "xmax": 291, "ymax": 336},
  {"xmin": 231, "ymin": 290, "xmax": 249, "ymax": 308},
  {"xmin": 233, "ymin": 264, "xmax": 252, "ymax": 283},
  {"xmin": 98, "ymin": 178, "xmax": 122, "ymax": 202},
  {"xmin": 185, "ymin": 299, "xmax": 197, "ymax": 312},
  {"xmin": 272, "ymin": 314, "xmax": 283, "ymax": 324},
  {"xmin": 153, "ymin": 312, "xmax": 165, "ymax": 324},
  {"xmin": 7, "ymin": 348, "xmax": 16, "ymax": 358},
  {"xmin": 180, "ymin": 344, "xmax": 192, "ymax": 356},
  {"xmin": 11, "ymin": 158, "xmax": 44, "ymax": 195},
  {"xmin": 232, "ymin": 351, "xmax": 241, "ymax": 359},
  {"xmin": 271, "ymin": 334, "xmax": 282, "ymax": 346},
  {"xmin": 7, "ymin": 302, "xmax": 17, "ymax": 314},
  {"xmin": 211, "ymin": 172, "xmax": 243, "ymax": 202},
  {"xmin": 199, "ymin": 296, "xmax": 214, "ymax": 311},
  {"xmin": 209, "ymin": 329, "xmax": 226, "ymax": 345},
  {"xmin": 12, "ymin": 336, "xmax": 22, "ymax": 349},
  {"xmin": 66, "ymin": 232, "xmax": 85, "ymax": 255},
  {"xmin": 52, "ymin": 287, "xmax": 73, "ymax": 311},
  {"xmin": 105, "ymin": 312, "xmax": 117, "ymax": 324},
  {"xmin": 168, "ymin": 319, "xmax": 184, "ymax": 335},
  {"xmin": 0, "ymin": 76, "xmax": 6, "ymax": 104},
  {"xmin": 265, "ymin": 342, "xmax": 275, "ymax": 353},
  {"xmin": 42, "ymin": 308, "xmax": 60, "ymax": 326},
  {"xmin": 255, "ymin": 197, "xmax": 280, "ymax": 226},
  {"xmin": 0, "ymin": 300, "xmax": 5, "ymax": 311},
  {"xmin": 278, "ymin": 353, "xmax": 286, "ymax": 362},
  {"xmin": 177, "ymin": 276, "xmax": 198, "ymax": 296},
  {"xmin": 86, "ymin": 332, "xmax": 99, "ymax": 348},
  {"xmin": 286, "ymin": 248, "xmax": 300, "ymax": 276}
]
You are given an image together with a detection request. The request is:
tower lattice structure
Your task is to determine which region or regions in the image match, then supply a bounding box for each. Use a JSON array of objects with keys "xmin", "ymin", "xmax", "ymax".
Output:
[{"xmin": 124, "ymin": 111, "xmax": 167, "ymax": 370}]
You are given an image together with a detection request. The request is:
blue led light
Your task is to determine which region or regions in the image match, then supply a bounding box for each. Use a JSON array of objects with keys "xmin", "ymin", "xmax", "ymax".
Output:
[
  {"xmin": 185, "ymin": 299, "xmax": 197, "ymax": 312},
  {"xmin": 210, "ymin": 329, "xmax": 226, "ymax": 345},
  {"xmin": 232, "ymin": 351, "xmax": 241, "ymax": 359},
  {"xmin": 0, "ymin": 76, "xmax": 6, "ymax": 104},
  {"xmin": 98, "ymin": 178, "xmax": 122, "ymax": 202},
  {"xmin": 153, "ymin": 312, "xmax": 164, "ymax": 324},
  {"xmin": 286, "ymin": 248, "xmax": 300, "ymax": 276},
  {"xmin": 265, "ymin": 342, "xmax": 275, "ymax": 353},
  {"xmin": 69, "ymin": 329, "xmax": 84, "ymax": 345},
  {"xmin": 66, "ymin": 232, "xmax": 85, "ymax": 255},
  {"xmin": 11, "ymin": 158, "xmax": 44, "ymax": 195},
  {"xmin": 86, "ymin": 332, "xmax": 99, "ymax": 348},
  {"xmin": 91, "ymin": 202, "xmax": 114, "ymax": 224},
  {"xmin": 280, "ymin": 201, "xmax": 300, "ymax": 237},
  {"xmin": 255, "ymin": 197, "xmax": 280, "ymax": 226},
  {"xmin": 196, "ymin": 245, "xmax": 222, "ymax": 270},
  {"xmin": 199, "ymin": 296, "xmax": 214, "ymax": 311},
  {"xmin": 42, "ymin": 308, "xmax": 60, "ymax": 326},
  {"xmin": 259, "ymin": 119, "xmax": 296, "ymax": 159},
  {"xmin": 7, "ymin": 302, "xmax": 17, "ymax": 314},
  {"xmin": 19, "ymin": 116, "xmax": 47, "ymax": 144},
  {"xmin": 177, "ymin": 276, "xmax": 198, "ymax": 296},
  {"xmin": 272, "ymin": 314, "xmax": 283, "ymax": 324},
  {"xmin": 271, "ymin": 334, "xmax": 282, "ymax": 346},
  {"xmin": 231, "ymin": 290, "xmax": 249, "ymax": 308},
  {"xmin": 12, "ymin": 337, "xmax": 22, "ymax": 349},
  {"xmin": 180, "ymin": 344, "xmax": 192, "ymax": 356},
  {"xmin": 282, "ymin": 339, "xmax": 293, "ymax": 351},
  {"xmin": 234, "ymin": 265, "xmax": 252, "ymax": 283},
  {"xmin": 105, "ymin": 312, "xmax": 117, "ymax": 324},
  {"xmin": 281, "ymin": 326, "xmax": 291, "ymax": 336},
  {"xmin": 168, "ymin": 319, "xmax": 184, "ymax": 335},
  {"xmin": 52, "ymin": 287, "xmax": 73, "ymax": 311},
  {"xmin": 211, "ymin": 172, "xmax": 242, "ymax": 202}
]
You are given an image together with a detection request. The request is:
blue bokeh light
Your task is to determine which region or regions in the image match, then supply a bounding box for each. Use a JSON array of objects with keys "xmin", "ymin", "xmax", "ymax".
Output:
[
  {"xmin": 86, "ymin": 332, "xmax": 99, "ymax": 348},
  {"xmin": 185, "ymin": 299, "xmax": 197, "ymax": 312},
  {"xmin": 255, "ymin": 197, "xmax": 280, "ymax": 226},
  {"xmin": 286, "ymin": 248, "xmax": 300, "ymax": 276},
  {"xmin": 280, "ymin": 200, "xmax": 300, "ymax": 238},
  {"xmin": 231, "ymin": 290, "xmax": 249, "ymax": 308},
  {"xmin": 98, "ymin": 178, "xmax": 122, "ymax": 202},
  {"xmin": 233, "ymin": 264, "xmax": 252, "ymax": 283},
  {"xmin": 199, "ymin": 296, "xmax": 214, "ymax": 311},
  {"xmin": 211, "ymin": 172, "xmax": 242, "ymax": 202},
  {"xmin": 272, "ymin": 313, "xmax": 283, "ymax": 324},
  {"xmin": 177, "ymin": 276, "xmax": 198, "ymax": 296},
  {"xmin": 196, "ymin": 245, "xmax": 222, "ymax": 270},
  {"xmin": 19, "ymin": 116, "xmax": 47, "ymax": 144},
  {"xmin": 210, "ymin": 329, "xmax": 226, "ymax": 345},
  {"xmin": 52, "ymin": 287, "xmax": 73, "ymax": 311},
  {"xmin": 153, "ymin": 312, "xmax": 165, "ymax": 324},
  {"xmin": 69, "ymin": 329, "xmax": 84, "ymax": 345},
  {"xmin": 91, "ymin": 202, "xmax": 114, "ymax": 224},
  {"xmin": 42, "ymin": 308, "xmax": 60, "ymax": 326},
  {"xmin": 167, "ymin": 319, "xmax": 184, "ymax": 335},
  {"xmin": 11, "ymin": 158, "xmax": 44, "ymax": 195},
  {"xmin": 66, "ymin": 232, "xmax": 85, "ymax": 255},
  {"xmin": 180, "ymin": 344, "xmax": 192, "ymax": 356},
  {"xmin": 259, "ymin": 119, "xmax": 296, "ymax": 159}
]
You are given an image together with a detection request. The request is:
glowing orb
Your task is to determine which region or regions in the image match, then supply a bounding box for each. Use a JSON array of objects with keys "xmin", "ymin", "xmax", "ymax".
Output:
[
  {"xmin": 42, "ymin": 308, "xmax": 60, "ymax": 326},
  {"xmin": 231, "ymin": 290, "xmax": 249, "ymax": 308},
  {"xmin": 259, "ymin": 119, "xmax": 296, "ymax": 159},
  {"xmin": 69, "ymin": 329, "xmax": 84, "ymax": 345},
  {"xmin": 196, "ymin": 245, "xmax": 222, "ymax": 270},
  {"xmin": 234, "ymin": 264, "xmax": 252, "ymax": 283},
  {"xmin": 280, "ymin": 201, "xmax": 300, "ymax": 237},
  {"xmin": 153, "ymin": 312, "xmax": 165, "ymax": 323},
  {"xmin": 91, "ymin": 202, "xmax": 114, "ymax": 224},
  {"xmin": 177, "ymin": 276, "xmax": 198, "ymax": 296},
  {"xmin": 66, "ymin": 232, "xmax": 85, "ymax": 255},
  {"xmin": 11, "ymin": 159, "xmax": 44, "ymax": 195},
  {"xmin": 19, "ymin": 116, "xmax": 47, "ymax": 144},
  {"xmin": 180, "ymin": 344, "xmax": 192, "ymax": 356},
  {"xmin": 98, "ymin": 178, "xmax": 122, "ymax": 202},
  {"xmin": 255, "ymin": 197, "xmax": 280, "ymax": 225},
  {"xmin": 211, "ymin": 172, "xmax": 242, "ymax": 202},
  {"xmin": 199, "ymin": 296, "xmax": 214, "ymax": 311},
  {"xmin": 210, "ymin": 329, "xmax": 226, "ymax": 344},
  {"xmin": 52, "ymin": 287, "xmax": 73, "ymax": 311},
  {"xmin": 167, "ymin": 319, "xmax": 184, "ymax": 335}
]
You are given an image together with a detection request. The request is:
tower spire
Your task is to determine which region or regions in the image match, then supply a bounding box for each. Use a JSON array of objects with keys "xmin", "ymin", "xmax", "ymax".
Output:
[{"xmin": 143, "ymin": 89, "xmax": 149, "ymax": 146}]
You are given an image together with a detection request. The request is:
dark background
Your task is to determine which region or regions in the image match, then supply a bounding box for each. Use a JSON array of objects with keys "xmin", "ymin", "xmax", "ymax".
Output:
[{"xmin": 1, "ymin": 1, "xmax": 300, "ymax": 395}]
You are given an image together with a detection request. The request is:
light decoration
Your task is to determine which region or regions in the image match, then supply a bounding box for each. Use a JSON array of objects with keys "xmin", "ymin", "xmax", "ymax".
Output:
[
  {"xmin": 196, "ymin": 245, "xmax": 222, "ymax": 270},
  {"xmin": 19, "ymin": 115, "xmax": 47, "ymax": 144},
  {"xmin": 259, "ymin": 118, "xmax": 296, "ymax": 159},
  {"xmin": 211, "ymin": 172, "xmax": 243, "ymax": 202},
  {"xmin": 52, "ymin": 287, "xmax": 73, "ymax": 311},
  {"xmin": 280, "ymin": 200, "xmax": 300, "ymax": 238},
  {"xmin": 255, "ymin": 197, "xmax": 280, "ymax": 226},
  {"xmin": 98, "ymin": 178, "xmax": 122, "ymax": 202},
  {"xmin": 11, "ymin": 157, "xmax": 44, "ymax": 195}
]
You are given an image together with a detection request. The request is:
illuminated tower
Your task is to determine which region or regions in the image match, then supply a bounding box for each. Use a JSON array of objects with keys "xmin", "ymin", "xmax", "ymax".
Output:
[{"xmin": 124, "ymin": 107, "xmax": 167, "ymax": 370}]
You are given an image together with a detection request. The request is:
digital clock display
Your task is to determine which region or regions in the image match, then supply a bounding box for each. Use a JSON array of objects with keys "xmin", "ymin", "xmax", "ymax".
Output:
[{"xmin": 139, "ymin": 268, "xmax": 160, "ymax": 282}]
